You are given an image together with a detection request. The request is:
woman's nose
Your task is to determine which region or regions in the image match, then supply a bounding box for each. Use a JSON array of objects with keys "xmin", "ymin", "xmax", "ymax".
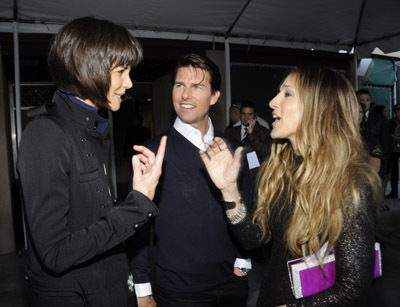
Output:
[
  {"xmin": 269, "ymin": 96, "xmax": 277, "ymax": 109},
  {"xmin": 124, "ymin": 76, "xmax": 133, "ymax": 89}
]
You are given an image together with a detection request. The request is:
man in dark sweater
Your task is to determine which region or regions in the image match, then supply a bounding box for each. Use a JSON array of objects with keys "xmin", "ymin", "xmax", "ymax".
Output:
[{"xmin": 130, "ymin": 54, "xmax": 253, "ymax": 307}]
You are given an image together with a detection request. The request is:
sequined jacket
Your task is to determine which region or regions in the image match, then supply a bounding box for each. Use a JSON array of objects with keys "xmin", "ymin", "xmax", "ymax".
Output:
[{"xmin": 230, "ymin": 184, "xmax": 377, "ymax": 307}]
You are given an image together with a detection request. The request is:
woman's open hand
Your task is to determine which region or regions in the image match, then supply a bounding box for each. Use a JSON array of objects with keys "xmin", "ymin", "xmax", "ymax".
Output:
[{"xmin": 199, "ymin": 137, "xmax": 243, "ymax": 197}]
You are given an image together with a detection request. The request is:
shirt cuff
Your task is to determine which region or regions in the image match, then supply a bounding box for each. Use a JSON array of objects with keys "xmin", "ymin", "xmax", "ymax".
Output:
[
  {"xmin": 134, "ymin": 282, "xmax": 152, "ymax": 297},
  {"xmin": 234, "ymin": 258, "xmax": 252, "ymax": 270}
]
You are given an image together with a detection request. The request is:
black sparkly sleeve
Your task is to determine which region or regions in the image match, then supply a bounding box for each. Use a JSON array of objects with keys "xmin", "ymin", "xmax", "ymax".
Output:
[
  {"xmin": 229, "ymin": 210, "xmax": 264, "ymax": 251},
  {"xmin": 288, "ymin": 185, "xmax": 377, "ymax": 307}
]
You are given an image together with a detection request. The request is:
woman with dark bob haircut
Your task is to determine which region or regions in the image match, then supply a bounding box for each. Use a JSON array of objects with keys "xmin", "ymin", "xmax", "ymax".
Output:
[
  {"xmin": 200, "ymin": 66, "xmax": 382, "ymax": 306},
  {"xmin": 17, "ymin": 16, "xmax": 167, "ymax": 306}
]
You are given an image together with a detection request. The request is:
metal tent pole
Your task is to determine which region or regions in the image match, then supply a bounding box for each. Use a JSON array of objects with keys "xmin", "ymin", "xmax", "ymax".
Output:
[
  {"xmin": 353, "ymin": 47, "xmax": 359, "ymax": 91},
  {"xmin": 13, "ymin": 22, "xmax": 22, "ymax": 146},
  {"xmin": 225, "ymin": 39, "xmax": 231, "ymax": 124},
  {"xmin": 13, "ymin": 21, "xmax": 27, "ymax": 251}
]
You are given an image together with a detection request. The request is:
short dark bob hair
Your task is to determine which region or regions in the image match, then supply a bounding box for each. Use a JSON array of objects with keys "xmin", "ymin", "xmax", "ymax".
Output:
[
  {"xmin": 171, "ymin": 53, "xmax": 221, "ymax": 94},
  {"xmin": 48, "ymin": 16, "xmax": 143, "ymax": 109}
]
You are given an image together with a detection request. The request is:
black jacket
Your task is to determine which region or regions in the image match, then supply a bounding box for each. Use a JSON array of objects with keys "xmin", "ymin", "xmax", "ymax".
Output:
[
  {"xmin": 17, "ymin": 92, "xmax": 158, "ymax": 306},
  {"xmin": 225, "ymin": 122, "xmax": 272, "ymax": 163}
]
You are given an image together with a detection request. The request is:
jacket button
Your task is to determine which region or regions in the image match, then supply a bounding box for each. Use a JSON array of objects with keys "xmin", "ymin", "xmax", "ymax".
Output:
[
  {"xmin": 147, "ymin": 213, "xmax": 153, "ymax": 218},
  {"xmin": 134, "ymin": 224, "xmax": 140, "ymax": 229},
  {"xmin": 102, "ymin": 204, "xmax": 109, "ymax": 208},
  {"xmin": 86, "ymin": 117, "xmax": 90, "ymax": 121}
]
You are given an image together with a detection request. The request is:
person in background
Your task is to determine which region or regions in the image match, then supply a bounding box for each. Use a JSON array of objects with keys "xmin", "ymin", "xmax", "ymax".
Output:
[
  {"xmin": 365, "ymin": 105, "xmax": 392, "ymax": 186},
  {"xmin": 130, "ymin": 54, "xmax": 253, "ymax": 307},
  {"xmin": 226, "ymin": 103, "xmax": 242, "ymax": 129},
  {"xmin": 359, "ymin": 102, "xmax": 367, "ymax": 135},
  {"xmin": 387, "ymin": 103, "xmax": 400, "ymax": 198},
  {"xmin": 225, "ymin": 100, "xmax": 272, "ymax": 164},
  {"xmin": 17, "ymin": 17, "xmax": 166, "ymax": 307},
  {"xmin": 200, "ymin": 66, "xmax": 382, "ymax": 306},
  {"xmin": 255, "ymin": 113, "xmax": 270, "ymax": 130},
  {"xmin": 226, "ymin": 102, "xmax": 270, "ymax": 131},
  {"xmin": 357, "ymin": 89, "xmax": 372, "ymax": 119}
]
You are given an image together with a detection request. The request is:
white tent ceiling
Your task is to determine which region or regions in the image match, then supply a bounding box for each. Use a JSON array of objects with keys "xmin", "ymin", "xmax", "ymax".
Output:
[{"xmin": 1, "ymin": 0, "xmax": 400, "ymax": 57}]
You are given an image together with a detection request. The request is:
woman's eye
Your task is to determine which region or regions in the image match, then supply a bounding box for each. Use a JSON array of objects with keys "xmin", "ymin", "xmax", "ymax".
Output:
[{"xmin": 284, "ymin": 91, "xmax": 291, "ymax": 97}]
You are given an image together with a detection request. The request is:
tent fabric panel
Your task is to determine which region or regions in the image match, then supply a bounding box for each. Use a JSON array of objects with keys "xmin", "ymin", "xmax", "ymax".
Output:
[
  {"xmin": 232, "ymin": 0, "xmax": 361, "ymax": 45},
  {"xmin": 0, "ymin": 0, "xmax": 14, "ymax": 20},
  {"xmin": 365, "ymin": 58, "xmax": 395, "ymax": 86},
  {"xmin": 356, "ymin": 0, "xmax": 400, "ymax": 44},
  {"xmin": 15, "ymin": 0, "xmax": 245, "ymax": 35},
  {"xmin": 0, "ymin": 0, "xmax": 400, "ymax": 54}
]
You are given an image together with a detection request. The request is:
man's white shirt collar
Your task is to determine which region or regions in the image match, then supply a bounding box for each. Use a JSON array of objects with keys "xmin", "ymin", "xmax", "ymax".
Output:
[
  {"xmin": 233, "ymin": 120, "xmax": 241, "ymax": 127},
  {"xmin": 173, "ymin": 117, "xmax": 214, "ymax": 151}
]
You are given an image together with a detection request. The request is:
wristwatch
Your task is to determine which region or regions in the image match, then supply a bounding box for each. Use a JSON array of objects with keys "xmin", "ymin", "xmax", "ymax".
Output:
[{"xmin": 221, "ymin": 200, "xmax": 237, "ymax": 210}]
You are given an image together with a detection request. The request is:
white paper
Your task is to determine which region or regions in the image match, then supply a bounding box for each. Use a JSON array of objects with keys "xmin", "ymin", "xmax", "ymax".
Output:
[{"xmin": 246, "ymin": 151, "xmax": 260, "ymax": 169}]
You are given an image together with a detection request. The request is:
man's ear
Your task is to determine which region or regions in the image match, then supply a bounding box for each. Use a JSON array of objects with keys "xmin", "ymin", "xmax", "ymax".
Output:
[{"xmin": 210, "ymin": 91, "xmax": 220, "ymax": 106}]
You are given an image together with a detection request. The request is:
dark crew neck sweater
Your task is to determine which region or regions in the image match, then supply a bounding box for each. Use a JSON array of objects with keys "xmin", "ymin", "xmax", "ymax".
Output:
[{"xmin": 130, "ymin": 127, "xmax": 253, "ymax": 292}]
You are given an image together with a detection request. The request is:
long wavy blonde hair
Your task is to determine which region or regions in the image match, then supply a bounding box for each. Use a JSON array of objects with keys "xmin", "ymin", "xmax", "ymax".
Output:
[{"xmin": 253, "ymin": 66, "xmax": 381, "ymax": 259}]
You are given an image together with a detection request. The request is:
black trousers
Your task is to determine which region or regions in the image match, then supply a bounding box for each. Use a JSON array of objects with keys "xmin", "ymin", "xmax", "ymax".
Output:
[
  {"xmin": 26, "ymin": 255, "xmax": 130, "ymax": 307},
  {"xmin": 153, "ymin": 276, "xmax": 248, "ymax": 307},
  {"xmin": 28, "ymin": 279, "xmax": 129, "ymax": 307}
]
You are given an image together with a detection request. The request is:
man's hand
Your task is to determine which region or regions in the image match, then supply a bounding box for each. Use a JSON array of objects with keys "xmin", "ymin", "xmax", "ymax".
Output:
[
  {"xmin": 137, "ymin": 295, "xmax": 157, "ymax": 307},
  {"xmin": 132, "ymin": 136, "xmax": 167, "ymax": 200},
  {"xmin": 233, "ymin": 267, "xmax": 248, "ymax": 277},
  {"xmin": 247, "ymin": 117, "xmax": 256, "ymax": 134}
]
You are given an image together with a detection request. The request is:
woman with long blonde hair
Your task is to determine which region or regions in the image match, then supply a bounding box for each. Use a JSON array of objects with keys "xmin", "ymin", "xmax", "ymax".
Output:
[{"xmin": 200, "ymin": 66, "xmax": 382, "ymax": 306}]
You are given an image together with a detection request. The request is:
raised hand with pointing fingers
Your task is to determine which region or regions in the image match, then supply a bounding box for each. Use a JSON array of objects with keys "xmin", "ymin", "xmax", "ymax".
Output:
[{"xmin": 132, "ymin": 136, "xmax": 167, "ymax": 200}]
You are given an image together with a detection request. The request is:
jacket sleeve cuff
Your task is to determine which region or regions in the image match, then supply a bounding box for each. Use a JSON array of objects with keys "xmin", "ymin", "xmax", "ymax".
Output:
[
  {"xmin": 117, "ymin": 190, "xmax": 159, "ymax": 231},
  {"xmin": 134, "ymin": 282, "xmax": 153, "ymax": 297}
]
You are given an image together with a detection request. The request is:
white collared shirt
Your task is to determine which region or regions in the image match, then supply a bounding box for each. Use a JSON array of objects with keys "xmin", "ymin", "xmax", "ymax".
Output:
[
  {"xmin": 173, "ymin": 116, "xmax": 214, "ymax": 151},
  {"xmin": 233, "ymin": 120, "xmax": 241, "ymax": 127},
  {"xmin": 241, "ymin": 124, "xmax": 249, "ymax": 141}
]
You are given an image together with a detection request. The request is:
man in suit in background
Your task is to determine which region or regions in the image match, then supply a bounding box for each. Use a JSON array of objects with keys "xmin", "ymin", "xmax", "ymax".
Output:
[{"xmin": 225, "ymin": 100, "xmax": 272, "ymax": 164}]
